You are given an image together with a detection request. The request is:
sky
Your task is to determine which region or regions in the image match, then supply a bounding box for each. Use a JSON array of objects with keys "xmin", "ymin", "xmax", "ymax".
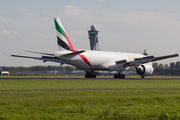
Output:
[{"xmin": 0, "ymin": 0, "xmax": 180, "ymax": 67}]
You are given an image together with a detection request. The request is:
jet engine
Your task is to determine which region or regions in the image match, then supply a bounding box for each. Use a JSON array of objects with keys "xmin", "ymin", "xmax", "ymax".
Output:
[{"xmin": 136, "ymin": 64, "xmax": 153, "ymax": 76}]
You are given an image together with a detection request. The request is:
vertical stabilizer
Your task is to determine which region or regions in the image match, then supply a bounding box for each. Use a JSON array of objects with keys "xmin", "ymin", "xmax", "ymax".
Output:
[
  {"xmin": 54, "ymin": 17, "xmax": 74, "ymax": 50},
  {"xmin": 143, "ymin": 49, "xmax": 148, "ymax": 56}
]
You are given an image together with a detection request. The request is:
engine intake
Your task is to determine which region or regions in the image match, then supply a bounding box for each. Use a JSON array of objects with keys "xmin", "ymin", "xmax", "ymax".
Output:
[{"xmin": 136, "ymin": 65, "xmax": 153, "ymax": 76}]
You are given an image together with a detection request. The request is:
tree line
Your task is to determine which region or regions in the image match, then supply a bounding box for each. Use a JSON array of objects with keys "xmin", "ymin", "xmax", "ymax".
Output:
[
  {"xmin": 2, "ymin": 61, "xmax": 180, "ymax": 75},
  {"xmin": 153, "ymin": 61, "xmax": 180, "ymax": 75},
  {"xmin": 2, "ymin": 65, "xmax": 76, "ymax": 72}
]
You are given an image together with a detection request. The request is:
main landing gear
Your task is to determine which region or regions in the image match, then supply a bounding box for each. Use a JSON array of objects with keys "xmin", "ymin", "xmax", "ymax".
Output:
[
  {"xmin": 85, "ymin": 71, "xmax": 96, "ymax": 78},
  {"xmin": 85, "ymin": 74, "xmax": 96, "ymax": 78},
  {"xmin": 141, "ymin": 75, "xmax": 145, "ymax": 79},
  {"xmin": 114, "ymin": 73, "xmax": 125, "ymax": 79}
]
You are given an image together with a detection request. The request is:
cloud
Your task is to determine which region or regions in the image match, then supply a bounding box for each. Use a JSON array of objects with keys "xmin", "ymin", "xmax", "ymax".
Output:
[
  {"xmin": 18, "ymin": 8, "xmax": 30, "ymax": 11},
  {"xmin": 0, "ymin": 30, "xmax": 18, "ymax": 35},
  {"xmin": 45, "ymin": 36, "xmax": 50, "ymax": 38},
  {"xmin": 58, "ymin": 5, "xmax": 180, "ymax": 55},
  {"xmin": 97, "ymin": 0, "xmax": 105, "ymax": 2},
  {"xmin": 60, "ymin": 5, "xmax": 180, "ymax": 28},
  {"xmin": 1, "ymin": 4, "xmax": 179, "ymax": 66},
  {"xmin": 0, "ymin": 16, "xmax": 14, "ymax": 23},
  {"xmin": 59, "ymin": 5, "xmax": 180, "ymax": 39},
  {"xmin": 43, "ymin": 11, "xmax": 49, "ymax": 14},
  {"xmin": 113, "ymin": 12, "xmax": 180, "ymax": 27},
  {"xmin": 69, "ymin": 30, "xmax": 87, "ymax": 36}
]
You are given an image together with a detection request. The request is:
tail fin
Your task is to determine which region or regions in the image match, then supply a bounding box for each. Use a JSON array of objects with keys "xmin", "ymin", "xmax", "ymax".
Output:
[{"xmin": 54, "ymin": 17, "xmax": 74, "ymax": 50}]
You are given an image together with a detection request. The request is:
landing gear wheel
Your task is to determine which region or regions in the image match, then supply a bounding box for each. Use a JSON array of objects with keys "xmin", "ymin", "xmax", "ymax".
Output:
[
  {"xmin": 114, "ymin": 74, "xmax": 125, "ymax": 79},
  {"xmin": 85, "ymin": 74, "xmax": 96, "ymax": 78},
  {"xmin": 141, "ymin": 75, "xmax": 145, "ymax": 79}
]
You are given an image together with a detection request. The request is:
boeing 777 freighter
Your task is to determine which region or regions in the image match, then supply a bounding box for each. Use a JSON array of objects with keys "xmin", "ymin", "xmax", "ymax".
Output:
[{"xmin": 11, "ymin": 17, "xmax": 179, "ymax": 78}]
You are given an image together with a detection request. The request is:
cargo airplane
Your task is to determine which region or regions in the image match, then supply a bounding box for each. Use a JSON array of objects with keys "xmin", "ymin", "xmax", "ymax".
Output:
[{"xmin": 11, "ymin": 17, "xmax": 179, "ymax": 78}]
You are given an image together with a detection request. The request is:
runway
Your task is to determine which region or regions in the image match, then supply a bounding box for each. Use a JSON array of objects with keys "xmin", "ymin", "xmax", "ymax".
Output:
[
  {"xmin": 0, "ymin": 77, "xmax": 180, "ymax": 80},
  {"xmin": 1, "ymin": 89, "xmax": 180, "ymax": 93}
]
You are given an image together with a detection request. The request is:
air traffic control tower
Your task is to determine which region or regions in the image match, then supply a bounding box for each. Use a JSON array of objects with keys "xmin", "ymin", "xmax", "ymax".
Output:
[{"xmin": 88, "ymin": 25, "xmax": 100, "ymax": 50}]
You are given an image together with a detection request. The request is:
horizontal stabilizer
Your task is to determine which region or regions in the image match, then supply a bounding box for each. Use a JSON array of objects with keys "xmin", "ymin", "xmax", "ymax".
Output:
[
  {"xmin": 42, "ymin": 56, "xmax": 58, "ymax": 59},
  {"xmin": 11, "ymin": 54, "xmax": 66, "ymax": 64},
  {"xmin": 25, "ymin": 50, "xmax": 54, "ymax": 56},
  {"xmin": 11, "ymin": 55, "xmax": 34, "ymax": 59},
  {"xmin": 62, "ymin": 50, "xmax": 85, "ymax": 57}
]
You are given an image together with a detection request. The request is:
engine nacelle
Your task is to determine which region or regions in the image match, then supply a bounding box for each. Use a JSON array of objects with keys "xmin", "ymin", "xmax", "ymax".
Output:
[{"xmin": 136, "ymin": 65, "xmax": 153, "ymax": 76}]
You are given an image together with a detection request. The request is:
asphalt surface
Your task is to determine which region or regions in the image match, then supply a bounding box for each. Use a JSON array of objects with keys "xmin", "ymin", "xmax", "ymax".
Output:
[
  {"xmin": 0, "ymin": 77, "xmax": 180, "ymax": 80},
  {"xmin": 1, "ymin": 89, "xmax": 180, "ymax": 93}
]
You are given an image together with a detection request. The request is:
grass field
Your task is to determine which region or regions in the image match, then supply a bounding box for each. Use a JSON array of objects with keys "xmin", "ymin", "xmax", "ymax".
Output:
[{"xmin": 0, "ymin": 75, "xmax": 180, "ymax": 119}]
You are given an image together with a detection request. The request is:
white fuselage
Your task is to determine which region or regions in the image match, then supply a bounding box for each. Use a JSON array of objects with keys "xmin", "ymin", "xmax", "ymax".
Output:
[{"xmin": 54, "ymin": 50, "xmax": 149, "ymax": 71}]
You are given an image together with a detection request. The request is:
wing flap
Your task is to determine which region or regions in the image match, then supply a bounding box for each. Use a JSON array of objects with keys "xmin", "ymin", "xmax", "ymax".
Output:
[{"xmin": 115, "ymin": 59, "xmax": 127, "ymax": 64}]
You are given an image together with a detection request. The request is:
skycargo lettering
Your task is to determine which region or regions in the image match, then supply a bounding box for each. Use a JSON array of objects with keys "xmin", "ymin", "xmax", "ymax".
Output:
[{"xmin": 127, "ymin": 55, "xmax": 140, "ymax": 62}]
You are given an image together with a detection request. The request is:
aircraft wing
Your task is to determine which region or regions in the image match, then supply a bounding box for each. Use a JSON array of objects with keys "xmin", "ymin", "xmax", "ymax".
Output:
[
  {"xmin": 11, "ymin": 54, "xmax": 66, "ymax": 64},
  {"xmin": 128, "ymin": 53, "xmax": 179, "ymax": 67},
  {"xmin": 111, "ymin": 53, "xmax": 179, "ymax": 71}
]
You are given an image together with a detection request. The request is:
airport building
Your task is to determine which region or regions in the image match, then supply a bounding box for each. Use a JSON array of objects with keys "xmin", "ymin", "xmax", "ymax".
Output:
[
  {"xmin": 0, "ymin": 71, "xmax": 9, "ymax": 76},
  {"xmin": 88, "ymin": 25, "xmax": 100, "ymax": 50},
  {"xmin": 0, "ymin": 67, "xmax": 9, "ymax": 76}
]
